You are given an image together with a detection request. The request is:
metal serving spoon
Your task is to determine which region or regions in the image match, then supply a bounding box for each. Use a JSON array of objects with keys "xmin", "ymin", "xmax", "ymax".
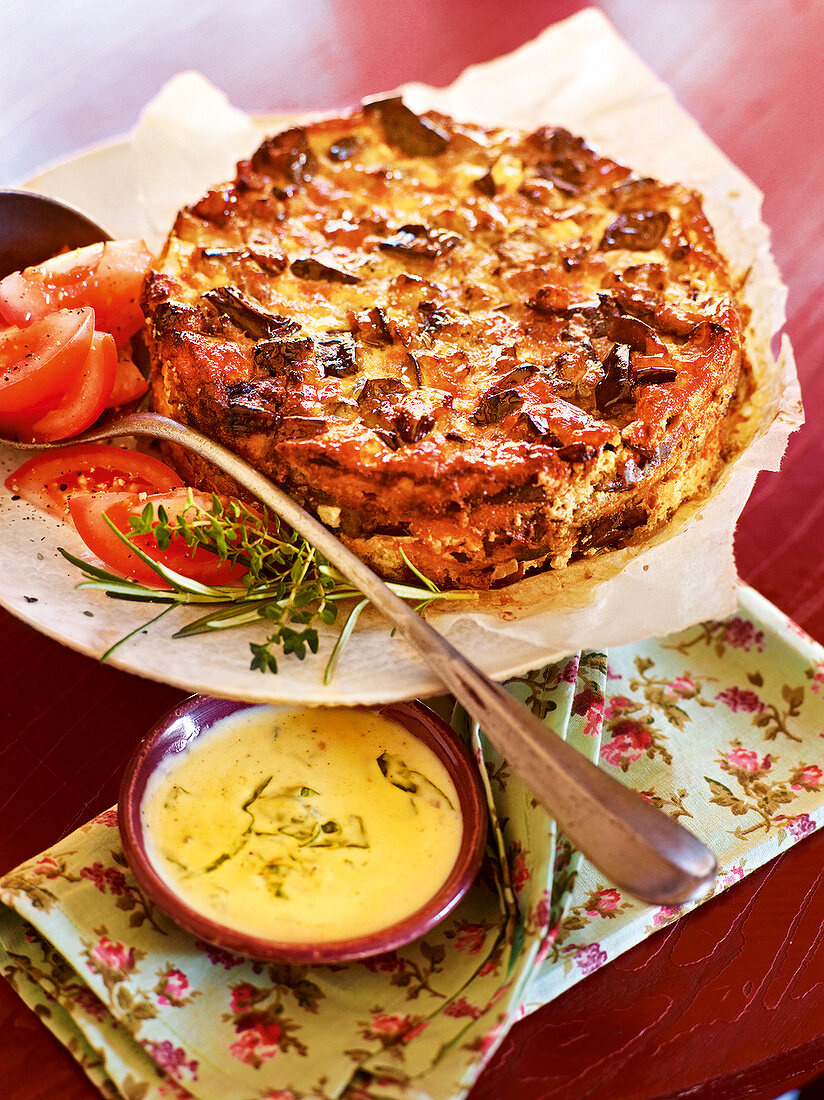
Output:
[{"xmin": 0, "ymin": 188, "xmax": 718, "ymax": 905}]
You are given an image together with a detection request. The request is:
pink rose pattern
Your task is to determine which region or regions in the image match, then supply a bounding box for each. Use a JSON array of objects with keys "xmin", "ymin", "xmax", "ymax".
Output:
[
  {"xmin": 154, "ymin": 965, "xmax": 198, "ymax": 1008},
  {"xmin": 704, "ymin": 734, "xmax": 824, "ymax": 839},
  {"xmin": 585, "ymin": 888, "xmax": 621, "ymax": 917},
  {"xmin": 143, "ymin": 1039, "xmax": 198, "ymax": 1082},
  {"xmin": 786, "ymin": 813, "xmax": 816, "ymax": 839},
  {"xmin": 669, "ymin": 674, "xmax": 697, "ymax": 698},
  {"xmin": 651, "ymin": 904, "xmax": 684, "ymax": 930},
  {"xmin": 444, "ymin": 996, "xmax": 484, "ymax": 1020},
  {"xmin": 224, "ymin": 972, "xmax": 329, "ymax": 1066},
  {"xmin": 574, "ymin": 943, "xmax": 608, "ymax": 975},
  {"xmin": 80, "ymin": 861, "xmax": 129, "ymax": 896},
  {"xmin": 508, "ymin": 843, "xmax": 531, "ymax": 891},
  {"xmin": 810, "ymin": 662, "xmax": 824, "ymax": 695},
  {"xmin": 92, "ymin": 808, "xmax": 120, "ymax": 828},
  {"xmin": 77, "ymin": 852, "xmax": 169, "ymax": 934},
  {"xmin": 719, "ymin": 617, "xmax": 765, "ymax": 651},
  {"xmin": 87, "ymin": 935, "xmax": 135, "ymax": 975},
  {"xmin": 716, "ymin": 686, "xmax": 765, "ymax": 713},
  {"xmin": 452, "ymin": 921, "xmax": 488, "ymax": 956},
  {"xmin": 194, "ymin": 940, "xmax": 244, "ymax": 969},
  {"xmin": 791, "ymin": 764, "xmax": 823, "ymax": 791},
  {"xmin": 720, "ymin": 864, "xmax": 745, "ymax": 888},
  {"xmin": 69, "ymin": 985, "xmax": 108, "ymax": 1022},
  {"xmin": 4, "ymin": 602, "xmax": 824, "ymax": 1099},
  {"xmin": 548, "ymin": 881, "xmax": 632, "ymax": 963},
  {"xmin": 532, "ymin": 890, "xmax": 551, "ymax": 929},
  {"xmin": 229, "ymin": 981, "xmax": 257, "ymax": 1011},
  {"xmin": 155, "ymin": 1082, "xmax": 192, "ymax": 1100},
  {"xmin": 724, "ymin": 746, "xmax": 771, "ymax": 775},
  {"xmin": 229, "ymin": 1019, "xmax": 283, "ymax": 1066},
  {"xmin": 361, "ymin": 1012, "xmax": 429, "ymax": 1048},
  {"xmin": 32, "ymin": 856, "xmax": 64, "ymax": 880},
  {"xmin": 572, "ymin": 683, "xmax": 606, "ymax": 738},
  {"xmin": 600, "ymin": 718, "xmax": 653, "ymax": 769}
]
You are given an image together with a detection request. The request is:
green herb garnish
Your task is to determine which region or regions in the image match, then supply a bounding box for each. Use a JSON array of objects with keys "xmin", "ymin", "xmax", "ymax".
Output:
[
  {"xmin": 253, "ymin": 784, "xmax": 369, "ymax": 850},
  {"xmin": 59, "ymin": 490, "xmax": 473, "ymax": 680},
  {"xmin": 377, "ymin": 752, "xmax": 455, "ymax": 810},
  {"xmin": 200, "ymin": 779, "xmax": 371, "ymax": 898}
]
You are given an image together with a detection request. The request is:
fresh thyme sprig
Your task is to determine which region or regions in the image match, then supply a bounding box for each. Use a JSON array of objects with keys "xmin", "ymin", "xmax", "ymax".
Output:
[{"xmin": 59, "ymin": 490, "xmax": 473, "ymax": 682}]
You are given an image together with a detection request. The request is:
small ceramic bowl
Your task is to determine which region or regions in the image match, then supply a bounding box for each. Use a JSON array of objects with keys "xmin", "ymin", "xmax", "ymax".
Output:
[{"xmin": 119, "ymin": 695, "xmax": 487, "ymax": 963}]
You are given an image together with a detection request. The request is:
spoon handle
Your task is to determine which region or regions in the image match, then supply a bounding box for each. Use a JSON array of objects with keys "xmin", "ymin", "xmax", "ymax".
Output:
[{"xmin": 43, "ymin": 411, "xmax": 718, "ymax": 904}]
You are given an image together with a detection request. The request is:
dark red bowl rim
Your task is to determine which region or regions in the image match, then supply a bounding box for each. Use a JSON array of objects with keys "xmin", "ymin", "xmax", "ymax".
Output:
[{"xmin": 119, "ymin": 696, "xmax": 487, "ymax": 963}]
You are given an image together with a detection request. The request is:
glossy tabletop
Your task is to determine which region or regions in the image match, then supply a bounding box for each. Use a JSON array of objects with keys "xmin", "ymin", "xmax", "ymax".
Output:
[{"xmin": 2, "ymin": 2, "xmax": 824, "ymax": 1097}]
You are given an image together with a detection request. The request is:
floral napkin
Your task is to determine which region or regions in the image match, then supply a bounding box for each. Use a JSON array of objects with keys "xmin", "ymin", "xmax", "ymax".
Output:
[{"xmin": 2, "ymin": 585, "xmax": 824, "ymax": 1100}]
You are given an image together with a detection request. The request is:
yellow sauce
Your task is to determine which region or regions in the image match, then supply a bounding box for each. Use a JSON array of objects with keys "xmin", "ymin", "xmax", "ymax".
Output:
[{"xmin": 141, "ymin": 705, "xmax": 463, "ymax": 943}]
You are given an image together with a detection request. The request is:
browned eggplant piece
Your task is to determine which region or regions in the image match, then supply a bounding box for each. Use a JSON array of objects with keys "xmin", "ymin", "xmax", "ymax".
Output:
[
  {"xmin": 379, "ymin": 224, "xmax": 462, "ymax": 259},
  {"xmin": 350, "ymin": 305, "xmax": 393, "ymax": 345},
  {"xmin": 600, "ymin": 210, "xmax": 670, "ymax": 251},
  {"xmin": 473, "ymin": 388, "xmax": 523, "ymax": 425},
  {"xmin": 357, "ymin": 377, "xmax": 409, "ymax": 404},
  {"xmin": 253, "ymin": 336, "xmax": 314, "ymax": 374},
  {"xmin": 290, "ymin": 257, "xmax": 360, "ymax": 284},
  {"xmin": 250, "ymin": 127, "xmax": 317, "ymax": 187},
  {"xmin": 577, "ymin": 505, "xmax": 648, "ymax": 552},
  {"xmin": 555, "ymin": 442, "xmax": 597, "ymax": 464},
  {"xmin": 595, "ymin": 344, "xmax": 634, "ymax": 413},
  {"xmin": 224, "ymin": 379, "xmax": 282, "ymax": 434},
  {"xmin": 633, "ymin": 364, "xmax": 677, "ymax": 385},
  {"xmin": 394, "ymin": 409, "xmax": 435, "ymax": 444},
  {"xmin": 473, "ymin": 169, "xmax": 496, "ymax": 196},
  {"xmin": 202, "ymin": 286, "xmax": 300, "ymax": 339},
  {"xmin": 317, "ymin": 336, "xmax": 358, "ymax": 377},
  {"xmin": 199, "ymin": 246, "xmax": 288, "ymax": 276},
  {"xmin": 531, "ymin": 126, "xmax": 598, "ymax": 194},
  {"xmin": 364, "ymin": 97, "xmax": 450, "ymax": 156},
  {"xmin": 489, "ymin": 365, "xmax": 539, "ymax": 391},
  {"xmin": 327, "ymin": 136, "xmax": 360, "ymax": 162},
  {"xmin": 608, "ymin": 314, "xmax": 667, "ymax": 355}
]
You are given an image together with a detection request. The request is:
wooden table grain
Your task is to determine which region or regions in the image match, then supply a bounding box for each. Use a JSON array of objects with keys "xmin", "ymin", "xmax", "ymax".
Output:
[{"xmin": 2, "ymin": 2, "xmax": 824, "ymax": 1097}]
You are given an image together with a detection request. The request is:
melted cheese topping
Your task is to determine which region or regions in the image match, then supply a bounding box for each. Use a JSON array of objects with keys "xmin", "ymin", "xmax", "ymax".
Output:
[{"xmin": 141, "ymin": 706, "xmax": 463, "ymax": 943}]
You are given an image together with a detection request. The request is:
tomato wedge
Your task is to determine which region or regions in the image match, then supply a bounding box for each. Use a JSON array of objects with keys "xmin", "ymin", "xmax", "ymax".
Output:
[
  {"xmin": 21, "ymin": 331, "xmax": 117, "ymax": 442},
  {"xmin": 107, "ymin": 347, "xmax": 149, "ymax": 408},
  {"xmin": 0, "ymin": 240, "xmax": 152, "ymax": 343},
  {"xmin": 5, "ymin": 444, "xmax": 184, "ymax": 517},
  {"xmin": 69, "ymin": 490, "xmax": 249, "ymax": 587},
  {"xmin": 0, "ymin": 307, "xmax": 95, "ymax": 417}
]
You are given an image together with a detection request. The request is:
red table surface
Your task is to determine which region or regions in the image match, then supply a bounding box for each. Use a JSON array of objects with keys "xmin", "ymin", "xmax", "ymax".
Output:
[{"xmin": 2, "ymin": 2, "xmax": 824, "ymax": 1097}]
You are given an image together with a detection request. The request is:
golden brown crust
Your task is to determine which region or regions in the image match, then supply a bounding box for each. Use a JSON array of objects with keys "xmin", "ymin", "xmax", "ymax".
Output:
[{"xmin": 142, "ymin": 100, "xmax": 745, "ymax": 589}]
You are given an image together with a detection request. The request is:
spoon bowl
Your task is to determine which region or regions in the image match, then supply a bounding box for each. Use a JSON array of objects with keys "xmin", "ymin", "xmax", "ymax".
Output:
[
  {"xmin": 0, "ymin": 190, "xmax": 718, "ymax": 905},
  {"xmin": 0, "ymin": 188, "xmax": 111, "ymax": 278}
]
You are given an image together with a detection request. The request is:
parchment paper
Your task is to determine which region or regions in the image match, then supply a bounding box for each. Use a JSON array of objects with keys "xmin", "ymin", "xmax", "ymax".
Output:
[{"xmin": 0, "ymin": 8, "xmax": 802, "ymax": 704}]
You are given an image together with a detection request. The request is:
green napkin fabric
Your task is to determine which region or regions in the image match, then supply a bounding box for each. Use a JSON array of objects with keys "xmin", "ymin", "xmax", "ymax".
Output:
[{"xmin": 2, "ymin": 585, "xmax": 824, "ymax": 1100}]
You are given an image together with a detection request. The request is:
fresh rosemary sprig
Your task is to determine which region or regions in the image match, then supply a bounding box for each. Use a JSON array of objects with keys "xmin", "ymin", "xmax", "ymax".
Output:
[{"xmin": 59, "ymin": 490, "xmax": 473, "ymax": 681}]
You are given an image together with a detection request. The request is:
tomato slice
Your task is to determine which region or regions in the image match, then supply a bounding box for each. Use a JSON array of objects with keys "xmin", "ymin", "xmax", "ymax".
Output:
[
  {"xmin": 21, "ymin": 331, "xmax": 117, "ymax": 443},
  {"xmin": 5, "ymin": 444, "xmax": 184, "ymax": 518},
  {"xmin": 106, "ymin": 346, "xmax": 149, "ymax": 408},
  {"xmin": 0, "ymin": 240, "xmax": 152, "ymax": 343},
  {"xmin": 0, "ymin": 307, "xmax": 95, "ymax": 416},
  {"xmin": 69, "ymin": 490, "xmax": 249, "ymax": 587}
]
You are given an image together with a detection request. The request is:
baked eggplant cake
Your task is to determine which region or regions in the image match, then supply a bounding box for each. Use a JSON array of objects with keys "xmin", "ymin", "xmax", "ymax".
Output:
[{"xmin": 142, "ymin": 99, "xmax": 748, "ymax": 590}]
